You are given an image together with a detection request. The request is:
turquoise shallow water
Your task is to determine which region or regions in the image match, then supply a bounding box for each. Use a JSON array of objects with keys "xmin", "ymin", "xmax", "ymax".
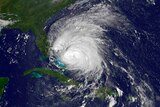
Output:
[
  {"xmin": 54, "ymin": 57, "xmax": 66, "ymax": 68},
  {"xmin": 31, "ymin": 72, "xmax": 43, "ymax": 78}
]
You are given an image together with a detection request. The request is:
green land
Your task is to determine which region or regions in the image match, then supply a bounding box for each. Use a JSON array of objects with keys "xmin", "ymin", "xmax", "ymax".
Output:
[
  {"xmin": 23, "ymin": 68, "xmax": 79, "ymax": 86},
  {"xmin": 0, "ymin": 0, "xmax": 76, "ymax": 55},
  {"xmin": 96, "ymin": 87, "xmax": 118, "ymax": 101},
  {"xmin": 0, "ymin": 77, "xmax": 9, "ymax": 97}
]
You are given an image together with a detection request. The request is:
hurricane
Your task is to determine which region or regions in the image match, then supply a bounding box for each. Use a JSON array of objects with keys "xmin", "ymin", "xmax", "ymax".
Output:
[
  {"xmin": 48, "ymin": 2, "xmax": 129, "ymax": 80},
  {"xmin": 47, "ymin": 0, "xmax": 156, "ymax": 107}
]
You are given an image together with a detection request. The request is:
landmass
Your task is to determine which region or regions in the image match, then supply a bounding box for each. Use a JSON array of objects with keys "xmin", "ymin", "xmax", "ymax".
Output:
[
  {"xmin": 0, "ymin": 77, "xmax": 9, "ymax": 98},
  {"xmin": 23, "ymin": 68, "xmax": 79, "ymax": 86},
  {"xmin": 0, "ymin": 0, "xmax": 76, "ymax": 55},
  {"xmin": 96, "ymin": 87, "xmax": 118, "ymax": 101}
]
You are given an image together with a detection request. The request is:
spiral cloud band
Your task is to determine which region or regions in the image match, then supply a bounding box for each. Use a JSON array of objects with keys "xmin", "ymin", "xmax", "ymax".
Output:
[{"xmin": 48, "ymin": 1, "xmax": 129, "ymax": 79}]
